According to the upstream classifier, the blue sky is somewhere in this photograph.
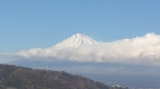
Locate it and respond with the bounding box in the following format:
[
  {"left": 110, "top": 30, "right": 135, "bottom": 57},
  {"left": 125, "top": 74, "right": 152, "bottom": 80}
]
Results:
[{"left": 1, "top": 0, "right": 160, "bottom": 52}]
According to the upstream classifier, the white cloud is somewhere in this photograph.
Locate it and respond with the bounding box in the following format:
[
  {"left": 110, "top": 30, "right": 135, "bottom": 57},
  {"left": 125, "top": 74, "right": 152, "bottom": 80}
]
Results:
[{"left": 6, "top": 33, "right": 160, "bottom": 66}]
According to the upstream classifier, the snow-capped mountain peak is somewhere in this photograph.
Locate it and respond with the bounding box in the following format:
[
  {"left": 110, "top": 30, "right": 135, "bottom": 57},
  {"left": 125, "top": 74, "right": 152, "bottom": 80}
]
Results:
[{"left": 55, "top": 33, "right": 97, "bottom": 48}]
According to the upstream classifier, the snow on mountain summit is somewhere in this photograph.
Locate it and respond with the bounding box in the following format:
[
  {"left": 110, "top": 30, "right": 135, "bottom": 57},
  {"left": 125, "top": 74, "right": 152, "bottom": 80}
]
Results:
[{"left": 55, "top": 33, "right": 97, "bottom": 48}]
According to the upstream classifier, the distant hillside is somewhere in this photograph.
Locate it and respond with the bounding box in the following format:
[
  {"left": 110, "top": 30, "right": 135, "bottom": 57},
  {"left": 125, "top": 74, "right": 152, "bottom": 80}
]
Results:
[{"left": 0, "top": 64, "right": 127, "bottom": 89}]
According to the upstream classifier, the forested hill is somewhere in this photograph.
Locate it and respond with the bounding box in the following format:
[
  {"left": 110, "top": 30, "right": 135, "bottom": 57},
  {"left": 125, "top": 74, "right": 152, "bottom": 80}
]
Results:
[{"left": 0, "top": 64, "right": 127, "bottom": 89}]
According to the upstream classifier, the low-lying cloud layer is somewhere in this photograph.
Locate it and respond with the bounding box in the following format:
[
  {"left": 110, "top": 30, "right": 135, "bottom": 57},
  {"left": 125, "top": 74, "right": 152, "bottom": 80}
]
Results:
[{"left": 4, "top": 33, "right": 160, "bottom": 66}]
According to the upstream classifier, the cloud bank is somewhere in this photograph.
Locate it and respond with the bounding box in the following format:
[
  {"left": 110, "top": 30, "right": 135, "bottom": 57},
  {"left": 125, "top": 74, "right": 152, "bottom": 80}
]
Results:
[{"left": 5, "top": 33, "right": 160, "bottom": 66}]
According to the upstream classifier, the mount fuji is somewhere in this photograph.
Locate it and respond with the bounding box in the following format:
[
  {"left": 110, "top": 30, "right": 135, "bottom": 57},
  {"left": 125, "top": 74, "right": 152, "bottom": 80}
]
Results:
[{"left": 55, "top": 33, "right": 97, "bottom": 48}]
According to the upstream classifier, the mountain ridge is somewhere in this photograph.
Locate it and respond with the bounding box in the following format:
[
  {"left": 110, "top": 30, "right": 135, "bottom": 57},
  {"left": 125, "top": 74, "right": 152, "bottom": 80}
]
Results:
[{"left": 0, "top": 64, "right": 126, "bottom": 89}]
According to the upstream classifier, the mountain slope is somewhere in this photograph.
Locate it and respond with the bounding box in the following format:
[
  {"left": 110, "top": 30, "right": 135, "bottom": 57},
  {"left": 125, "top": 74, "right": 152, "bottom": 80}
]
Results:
[
  {"left": 0, "top": 64, "right": 126, "bottom": 89},
  {"left": 55, "top": 33, "right": 97, "bottom": 48}
]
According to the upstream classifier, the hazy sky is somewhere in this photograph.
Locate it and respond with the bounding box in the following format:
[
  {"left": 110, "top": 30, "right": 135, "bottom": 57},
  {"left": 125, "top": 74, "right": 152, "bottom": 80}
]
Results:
[{"left": 1, "top": 0, "right": 160, "bottom": 52}]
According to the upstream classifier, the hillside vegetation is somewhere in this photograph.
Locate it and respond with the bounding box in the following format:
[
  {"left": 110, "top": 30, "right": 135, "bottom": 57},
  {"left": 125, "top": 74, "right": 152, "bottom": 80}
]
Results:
[{"left": 0, "top": 64, "right": 127, "bottom": 89}]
